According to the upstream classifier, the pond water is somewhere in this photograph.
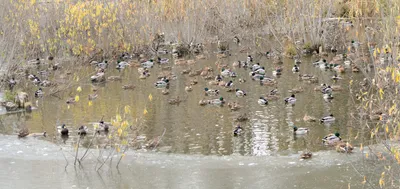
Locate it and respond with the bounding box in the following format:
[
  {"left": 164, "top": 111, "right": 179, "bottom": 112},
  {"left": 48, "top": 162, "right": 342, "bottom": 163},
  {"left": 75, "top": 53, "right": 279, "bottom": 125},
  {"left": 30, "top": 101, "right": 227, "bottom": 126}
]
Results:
[
  {"left": 0, "top": 135, "right": 365, "bottom": 189},
  {"left": 0, "top": 47, "right": 369, "bottom": 188},
  {"left": 2, "top": 49, "right": 365, "bottom": 155}
]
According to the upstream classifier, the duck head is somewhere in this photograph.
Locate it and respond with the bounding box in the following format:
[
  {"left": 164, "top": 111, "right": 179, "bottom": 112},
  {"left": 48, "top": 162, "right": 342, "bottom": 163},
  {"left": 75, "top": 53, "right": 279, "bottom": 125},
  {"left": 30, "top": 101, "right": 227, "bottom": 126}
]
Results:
[
  {"left": 293, "top": 126, "right": 298, "bottom": 131},
  {"left": 43, "top": 131, "right": 47, "bottom": 137},
  {"left": 219, "top": 97, "right": 224, "bottom": 101},
  {"left": 61, "top": 124, "right": 66, "bottom": 129},
  {"left": 204, "top": 88, "right": 209, "bottom": 91},
  {"left": 291, "top": 94, "right": 295, "bottom": 98},
  {"left": 335, "top": 132, "right": 340, "bottom": 137}
]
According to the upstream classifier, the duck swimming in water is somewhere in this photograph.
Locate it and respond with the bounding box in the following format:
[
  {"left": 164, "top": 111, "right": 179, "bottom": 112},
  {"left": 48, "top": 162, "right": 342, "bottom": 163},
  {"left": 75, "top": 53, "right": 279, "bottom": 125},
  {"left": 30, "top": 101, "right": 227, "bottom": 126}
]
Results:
[
  {"left": 293, "top": 126, "right": 309, "bottom": 135},
  {"left": 233, "top": 125, "right": 243, "bottom": 136},
  {"left": 322, "top": 132, "right": 341, "bottom": 145},
  {"left": 35, "top": 88, "right": 44, "bottom": 98},
  {"left": 284, "top": 94, "right": 296, "bottom": 105},
  {"left": 154, "top": 79, "right": 169, "bottom": 88},
  {"left": 60, "top": 124, "right": 69, "bottom": 136},
  {"left": 77, "top": 125, "right": 88, "bottom": 135},
  {"left": 320, "top": 114, "right": 335, "bottom": 123},
  {"left": 258, "top": 97, "right": 268, "bottom": 106},
  {"left": 204, "top": 88, "right": 219, "bottom": 96},
  {"left": 210, "top": 97, "right": 225, "bottom": 106},
  {"left": 235, "top": 89, "right": 246, "bottom": 97},
  {"left": 292, "top": 65, "right": 299, "bottom": 72}
]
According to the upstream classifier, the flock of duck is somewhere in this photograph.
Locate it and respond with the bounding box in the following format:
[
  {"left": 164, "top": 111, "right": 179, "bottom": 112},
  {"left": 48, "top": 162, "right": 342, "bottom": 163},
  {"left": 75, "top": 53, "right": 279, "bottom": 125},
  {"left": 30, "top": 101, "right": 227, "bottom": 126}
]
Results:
[{"left": 11, "top": 39, "right": 388, "bottom": 157}]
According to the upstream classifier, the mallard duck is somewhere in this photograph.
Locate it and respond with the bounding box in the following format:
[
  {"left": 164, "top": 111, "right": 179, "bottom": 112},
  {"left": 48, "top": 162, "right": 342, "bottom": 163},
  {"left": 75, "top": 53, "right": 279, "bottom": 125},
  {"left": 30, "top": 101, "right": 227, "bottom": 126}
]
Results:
[
  {"left": 168, "top": 96, "right": 181, "bottom": 105},
  {"left": 196, "top": 54, "right": 206, "bottom": 59},
  {"left": 122, "top": 85, "right": 135, "bottom": 90},
  {"left": 332, "top": 74, "right": 342, "bottom": 81},
  {"left": 322, "top": 85, "right": 332, "bottom": 94},
  {"left": 235, "top": 113, "right": 249, "bottom": 122},
  {"left": 225, "top": 80, "right": 234, "bottom": 88},
  {"left": 200, "top": 69, "right": 210, "bottom": 77},
  {"left": 107, "top": 76, "right": 122, "bottom": 81},
  {"left": 323, "top": 93, "right": 334, "bottom": 100},
  {"left": 256, "top": 67, "right": 266, "bottom": 75},
  {"left": 18, "top": 128, "right": 29, "bottom": 138},
  {"left": 228, "top": 102, "right": 241, "bottom": 111},
  {"left": 204, "top": 88, "right": 219, "bottom": 96},
  {"left": 161, "top": 89, "right": 169, "bottom": 95},
  {"left": 320, "top": 114, "right": 335, "bottom": 123},
  {"left": 91, "top": 72, "right": 105, "bottom": 82},
  {"left": 188, "top": 69, "right": 202, "bottom": 77},
  {"left": 97, "top": 121, "right": 110, "bottom": 132},
  {"left": 284, "top": 94, "right": 296, "bottom": 105},
  {"left": 272, "top": 67, "right": 282, "bottom": 76},
  {"left": 221, "top": 68, "right": 231, "bottom": 77},
  {"left": 157, "top": 57, "right": 169, "bottom": 64},
  {"left": 303, "top": 114, "right": 317, "bottom": 122},
  {"left": 32, "top": 77, "right": 41, "bottom": 85},
  {"left": 78, "top": 125, "right": 88, "bottom": 136},
  {"left": 60, "top": 124, "right": 69, "bottom": 136},
  {"left": 246, "top": 55, "right": 253, "bottom": 64},
  {"left": 351, "top": 40, "right": 360, "bottom": 49},
  {"left": 116, "top": 61, "right": 130, "bottom": 69},
  {"left": 39, "top": 80, "right": 51, "bottom": 87},
  {"left": 251, "top": 63, "right": 261, "bottom": 71},
  {"left": 313, "top": 59, "right": 326, "bottom": 66},
  {"left": 292, "top": 65, "right": 299, "bottom": 72},
  {"left": 293, "top": 126, "right": 309, "bottom": 135},
  {"left": 322, "top": 132, "right": 341, "bottom": 145},
  {"left": 9, "top": 77, "right": 16, "bottom": 90},
  {"left": 258, "top": 97, "right": 268, "bottom": 106},
  {"left": 233, "top": 36, "right": 240, "bottom": 44},
  {"left": 199, "top": 99, "right": 209, "bottom": 106},
  {"left": 333, "top": 65, "right": 345, "bottom": 73},
  {"left": 185, "top": 86, "right": 193, "bottom": 92},
  {"left": 298, "top": 74, "right": 315, "bottom": 80},
  {"left": 270, "top": 88, "right": 279, "bottom": 95},
  {"left": 96, "top": 61, "right": 108, "bottom": 69},
  {"left": 233, "top": 125, "right": 243, "bottom": 136},
  {"left": 235, "top": 89, "right": 246, "bottom": 97},
  {"left": 288, "top": 87, "right": 304, "bottom": 94},
  {"left": 300, "top": 152, "right": 312, "bottom": 159},
  {"left": 154, "top": 79, "right": 169, "bottom": 88},
  {"left": 252, "top": 72, "right": 265, "bottom": 80},
  {"left": 344, "top": 60, "right": 352, "bottom": 66},
  {"left": 352, "top": 66, "right": 360, "bottom": 72},
  {"left": 210, "top": 97, "right": 225, "bottom": 106},
  {"left": 66, "top": 97, "right": 76, "bottom": 104},
  {"left": 336, "top": 142, "right": 353, "bottom": 153},
  {"left": 35, "top": 88, "right": 44, "bottom": 98},
  {"left": 28, "top": 58, "right": 40, "bottom": 65},
  {"left": 88, "top": 93, "right": 98, "bottom": 101},
  {"left": 216, "top": 53, "right": 228, "bottom": 59},
  {"left": 141, "top": 59, "right": 154, "bottom": 68},
  {"left": 190, "top": 79, "right": 198, "bottom": 85}
]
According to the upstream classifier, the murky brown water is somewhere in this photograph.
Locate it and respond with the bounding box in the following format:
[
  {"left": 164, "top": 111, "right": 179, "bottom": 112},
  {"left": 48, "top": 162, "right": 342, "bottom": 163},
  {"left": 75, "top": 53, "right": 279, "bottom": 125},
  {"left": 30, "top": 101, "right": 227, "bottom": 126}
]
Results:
[
  {"left": 0, "top": 48, "right": 365, "bottom": 156},
  {"left": 0, "top": 47, "right": 372, "bottom": 188}
]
